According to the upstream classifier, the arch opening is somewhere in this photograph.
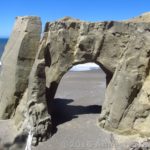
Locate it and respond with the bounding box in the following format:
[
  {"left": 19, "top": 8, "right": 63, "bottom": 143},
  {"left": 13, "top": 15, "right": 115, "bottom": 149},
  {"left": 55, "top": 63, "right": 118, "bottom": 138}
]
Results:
[{"left": 50, "top": 62, "right": 110, "bottom": 134}]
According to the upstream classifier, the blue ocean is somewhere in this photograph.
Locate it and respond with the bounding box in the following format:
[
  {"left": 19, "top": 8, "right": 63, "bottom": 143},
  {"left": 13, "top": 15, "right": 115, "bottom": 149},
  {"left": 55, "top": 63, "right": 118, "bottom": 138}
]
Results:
[{"left": 0, "top": 38, "right": 8, "bottom": 58}]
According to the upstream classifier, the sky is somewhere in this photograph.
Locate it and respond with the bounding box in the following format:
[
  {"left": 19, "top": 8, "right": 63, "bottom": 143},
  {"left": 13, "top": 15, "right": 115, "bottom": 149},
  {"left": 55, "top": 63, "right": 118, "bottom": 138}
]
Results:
[{"left": 0, "top": 0, "right": 150, "bottom": 37}]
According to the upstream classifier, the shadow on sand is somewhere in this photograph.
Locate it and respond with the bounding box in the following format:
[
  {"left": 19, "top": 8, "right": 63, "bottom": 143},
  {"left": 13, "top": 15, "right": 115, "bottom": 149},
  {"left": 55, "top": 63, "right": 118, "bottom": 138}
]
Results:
[{"left": 51, "top": 98, "right": 102, "bottom": 134}]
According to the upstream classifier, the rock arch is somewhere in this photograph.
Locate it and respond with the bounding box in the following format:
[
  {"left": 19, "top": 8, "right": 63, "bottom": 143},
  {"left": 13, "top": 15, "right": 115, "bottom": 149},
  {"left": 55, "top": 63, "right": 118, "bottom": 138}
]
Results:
[
  {"left": 27, "top": 18, "right": 150, "bottom": 144},
  {"left": 0, "top": 14, "right": 150, "bottom": 145},
  {"left": 45, "top": 61, "right": 112, "bottom": 108},
  {"left": 52, "top": 62, "right": 105, "bottom": 128}
]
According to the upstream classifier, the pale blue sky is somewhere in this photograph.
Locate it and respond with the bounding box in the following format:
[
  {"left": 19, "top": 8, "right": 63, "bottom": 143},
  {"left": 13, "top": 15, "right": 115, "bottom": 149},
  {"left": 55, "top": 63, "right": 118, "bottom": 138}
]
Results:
[{"left": 0, "top": 0, "right": 150, "bottom": 37}]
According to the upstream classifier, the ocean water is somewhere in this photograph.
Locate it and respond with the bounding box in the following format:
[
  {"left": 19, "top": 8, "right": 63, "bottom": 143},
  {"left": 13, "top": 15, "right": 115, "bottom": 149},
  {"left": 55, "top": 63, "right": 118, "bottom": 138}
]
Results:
[
  {"left": 70, "top": 63, "right": 99, "bottom": 71},
  {"left": 0, "top": 38, "right": 8, "bottom": 58}
]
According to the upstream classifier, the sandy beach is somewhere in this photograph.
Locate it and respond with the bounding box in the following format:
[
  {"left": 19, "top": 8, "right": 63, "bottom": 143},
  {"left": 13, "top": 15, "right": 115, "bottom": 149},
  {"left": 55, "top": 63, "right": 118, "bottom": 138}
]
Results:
[
  {"left": 33, "top": 69, "right": 113, "bottom": 150},
  {"left": 32, "top": 69, "right": 137, "bottom": 150}
]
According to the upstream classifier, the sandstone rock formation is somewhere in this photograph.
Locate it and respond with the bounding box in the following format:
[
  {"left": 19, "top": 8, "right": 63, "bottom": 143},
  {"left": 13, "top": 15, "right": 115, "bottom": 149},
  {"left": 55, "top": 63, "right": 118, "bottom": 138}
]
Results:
[
  {"left": 0, "top": 13, "right": 150, "bottom": 145},
  {"left": 0, "top": 16, "right": 41, "bottom": 122}
]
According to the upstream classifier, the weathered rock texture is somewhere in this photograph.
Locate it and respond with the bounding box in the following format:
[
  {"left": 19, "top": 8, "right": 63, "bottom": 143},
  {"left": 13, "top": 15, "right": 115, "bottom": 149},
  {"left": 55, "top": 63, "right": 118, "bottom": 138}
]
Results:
[
  {"left": 0, "top": 16, "right": 41, "bottom": 120},
  {"left": 1, "top": 13, "right": 150, "bottom": 145}
]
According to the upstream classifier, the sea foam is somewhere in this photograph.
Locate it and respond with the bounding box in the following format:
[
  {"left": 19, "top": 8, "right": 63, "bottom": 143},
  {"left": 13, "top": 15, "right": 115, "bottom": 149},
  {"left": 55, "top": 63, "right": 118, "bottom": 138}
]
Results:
[{"left": 70, "top": 63, "right": 99, "bottom": 71}]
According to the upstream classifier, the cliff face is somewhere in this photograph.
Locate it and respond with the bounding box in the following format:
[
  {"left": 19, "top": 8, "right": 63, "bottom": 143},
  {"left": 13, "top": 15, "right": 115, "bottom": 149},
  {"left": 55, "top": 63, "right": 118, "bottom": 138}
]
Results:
[
  {"left": 1, "top": 14, "right": 150, "bottom": 145},
  {"left": 0, "top": 17, "right": 41, "bottom": 119}
]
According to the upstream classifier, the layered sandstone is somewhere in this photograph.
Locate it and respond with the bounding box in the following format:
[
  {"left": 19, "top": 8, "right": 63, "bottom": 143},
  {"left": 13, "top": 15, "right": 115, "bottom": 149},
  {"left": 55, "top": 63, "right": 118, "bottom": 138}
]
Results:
[
  {"left": 0, "top": 13, "right": 150, "bottom": 146},
  {"left": 0, "top": 16, "right": 41, "bottom": 120}
]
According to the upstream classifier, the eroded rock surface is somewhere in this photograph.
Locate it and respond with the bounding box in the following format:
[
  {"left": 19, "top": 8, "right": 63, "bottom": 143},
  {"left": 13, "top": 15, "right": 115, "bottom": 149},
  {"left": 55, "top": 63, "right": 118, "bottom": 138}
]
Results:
[
  {"left": 1, "top": 13, "right": 150, "bottom": 146},
  {"left": 0, "top": 16, "right": 41, "bottom": 120}
]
